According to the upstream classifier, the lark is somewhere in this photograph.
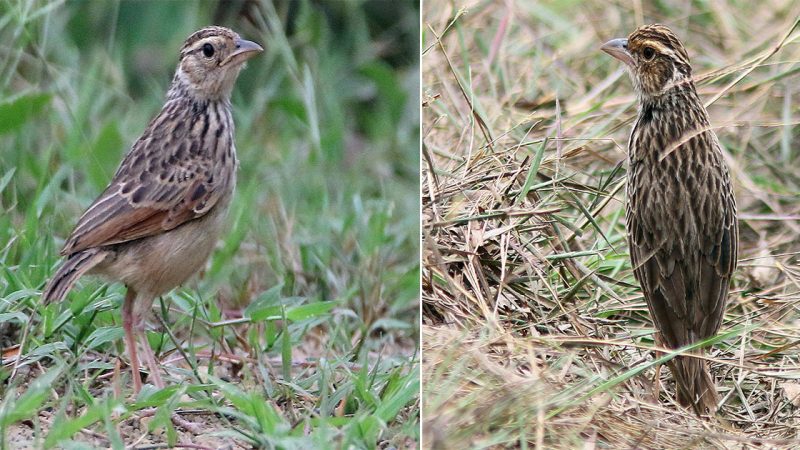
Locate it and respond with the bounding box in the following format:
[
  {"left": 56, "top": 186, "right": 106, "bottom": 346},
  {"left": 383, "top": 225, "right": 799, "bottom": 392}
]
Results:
[
  {"left": 602, "top": 24, "right": 738, "bottom": 416},
  {"left": 43, "top": 26, "right": 262, "bottom": 393}
]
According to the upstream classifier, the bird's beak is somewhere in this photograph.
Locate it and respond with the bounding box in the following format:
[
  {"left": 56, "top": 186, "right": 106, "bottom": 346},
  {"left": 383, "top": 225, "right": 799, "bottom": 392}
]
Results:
[
  {"left": 601, "top": 38, "right": 634, "bottom": 67},
  {"left": 222, "top": 38, "right": 263, "bottom": 66}
]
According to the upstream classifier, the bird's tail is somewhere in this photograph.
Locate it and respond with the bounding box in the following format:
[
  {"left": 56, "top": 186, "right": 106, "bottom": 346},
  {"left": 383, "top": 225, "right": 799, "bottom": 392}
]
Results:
[
  {"left": 668, "top": 354, "right": 718, "bottom": 417},
  {"left": 42, "top": 249, "right": 107, "bottom": 304}
]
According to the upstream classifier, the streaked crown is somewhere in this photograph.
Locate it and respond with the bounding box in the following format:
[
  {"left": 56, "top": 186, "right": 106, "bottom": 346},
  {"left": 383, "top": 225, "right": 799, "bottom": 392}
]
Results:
[
  {"left": 629, "top": 25, "right": 692, "bottom": 96},
  {"left": 172, "top": 26, "right": 263, "bottom": 101},
  {"left": 630, "top": 25, "right": 690, "bottom": 70},
  {"left": 602, "top": 24, "right": 694, "bottom": 100}
]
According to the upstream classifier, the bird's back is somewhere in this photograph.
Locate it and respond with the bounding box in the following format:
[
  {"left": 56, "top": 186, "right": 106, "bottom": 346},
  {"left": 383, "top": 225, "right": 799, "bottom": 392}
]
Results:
[{"left": 626, "top": 84, "right": 738, "bottom": 346}]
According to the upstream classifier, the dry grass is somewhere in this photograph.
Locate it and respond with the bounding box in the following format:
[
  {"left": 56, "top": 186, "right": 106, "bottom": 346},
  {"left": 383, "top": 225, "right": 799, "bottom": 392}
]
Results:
[{"left": 422, "top": 1, "right": 800, "bottom": 448}]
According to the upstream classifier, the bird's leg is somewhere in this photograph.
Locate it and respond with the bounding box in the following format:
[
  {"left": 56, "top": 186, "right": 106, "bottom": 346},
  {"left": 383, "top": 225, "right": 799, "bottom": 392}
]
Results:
[
  {"left": 652, "top": 333, "right": 664, "bottom": 402},
  {"left": 653, "top": 364, "right": 662, "bottom": 401},
  {"left": 137, "top": 324, "right": 165, "bottom": 389},
  {"left": 122, "top": 289, "right": 143, "bottom": 394},
  {"left": 124, "top": 290, "right": 165, "bottom": 392},
  {"left": 136, "top": 298, "right": 201, "bottom": 434},
  {"left": 125, "top": 295, "right": 200, "bottom": 434}
]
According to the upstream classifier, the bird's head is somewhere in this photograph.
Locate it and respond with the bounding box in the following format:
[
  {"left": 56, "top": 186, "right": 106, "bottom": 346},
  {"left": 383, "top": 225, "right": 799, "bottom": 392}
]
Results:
[
  {"left": 601, "top": 24, "right": 692, "bottom": 101},
  {"left": 175, "top": 26, "right": 263, "bottom": 101}
]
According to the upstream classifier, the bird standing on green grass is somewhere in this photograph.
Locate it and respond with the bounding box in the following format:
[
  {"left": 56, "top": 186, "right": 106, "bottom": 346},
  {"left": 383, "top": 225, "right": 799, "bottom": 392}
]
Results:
[{"left": 43, "top": 26, "right": 263, "bottom": 393}]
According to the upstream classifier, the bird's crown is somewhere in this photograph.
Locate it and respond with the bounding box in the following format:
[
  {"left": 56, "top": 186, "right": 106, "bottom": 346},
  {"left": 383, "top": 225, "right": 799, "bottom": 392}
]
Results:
[{"left": 172, "top": 26, "right": 263, "bottom": 101}]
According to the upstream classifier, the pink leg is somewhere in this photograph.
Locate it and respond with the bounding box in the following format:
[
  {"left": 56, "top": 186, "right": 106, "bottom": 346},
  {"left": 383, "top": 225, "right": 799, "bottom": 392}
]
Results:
[
  {"left": 124, "top": 295, "right": 195, "bottom": 432},
  {"left": 122, "top": 289, "right": 143, "bottom": 394},
  {"left": 138, "top": 327, "right": 165, "bottom": 388}
]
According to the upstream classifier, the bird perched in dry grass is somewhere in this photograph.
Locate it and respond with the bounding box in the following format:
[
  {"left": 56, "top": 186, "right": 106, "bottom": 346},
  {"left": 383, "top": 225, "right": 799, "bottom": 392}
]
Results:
[
  {"left": 601, "top": 24, "right": 738, "bottom": 417},
  {"left": 43, "top": 26, "right": 262, "bottom": 394}
]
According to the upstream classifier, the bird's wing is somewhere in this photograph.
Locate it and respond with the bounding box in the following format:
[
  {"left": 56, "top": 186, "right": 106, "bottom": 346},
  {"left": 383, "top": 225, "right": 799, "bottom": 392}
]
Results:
[
  {"left": 695, "top": 152, "right": 738, "bottom": 337},
  {"left": 629, "top": 218, "right": 694, "bottom": 348},
  {"left": 628, "top": 150, "right": 737, "bottom": 347},
  {"left": 60, "top": 118, "right": 231, "bottom": 256}
]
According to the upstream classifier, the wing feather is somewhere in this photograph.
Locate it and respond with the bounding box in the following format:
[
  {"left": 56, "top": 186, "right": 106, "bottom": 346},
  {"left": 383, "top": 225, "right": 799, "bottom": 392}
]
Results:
[
  {"left": 628, "top": 138, "right": 737, "bottom": 347},
  {"left": 60, "top": 101, "right": 232, "bottom": 256}
]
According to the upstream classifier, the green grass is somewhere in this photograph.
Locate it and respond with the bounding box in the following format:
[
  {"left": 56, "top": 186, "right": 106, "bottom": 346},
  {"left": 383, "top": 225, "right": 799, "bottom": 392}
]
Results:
[
  {"left": 423, "top": 1, "right": 800, "bottom": 448},
  {"left": 0, "top": 1, "right": 419, "bottom": 448}
]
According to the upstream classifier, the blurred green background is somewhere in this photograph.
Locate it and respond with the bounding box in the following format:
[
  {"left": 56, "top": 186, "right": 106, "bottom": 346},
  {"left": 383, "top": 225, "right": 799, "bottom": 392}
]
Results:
[{"left": 0, "top": 0, "right": 419, "bottom": 447}]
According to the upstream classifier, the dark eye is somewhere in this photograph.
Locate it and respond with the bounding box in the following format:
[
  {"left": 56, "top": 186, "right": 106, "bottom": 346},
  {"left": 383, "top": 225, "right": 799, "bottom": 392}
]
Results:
[
  {"left": 642, "top": 46, "right": 655, "bottom": 61},
  {"left": 202, "top": 43, "right": 215, "bottom": 58}
]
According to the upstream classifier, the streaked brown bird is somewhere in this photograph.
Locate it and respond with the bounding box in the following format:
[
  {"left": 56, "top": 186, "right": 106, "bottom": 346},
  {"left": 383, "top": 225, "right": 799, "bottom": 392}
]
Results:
[
  {"left": 601, "top": 24, "right": 738, "bottom": 416},
  {"left": 42, "top": 26, "right": 262, "bottom": 393}
]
